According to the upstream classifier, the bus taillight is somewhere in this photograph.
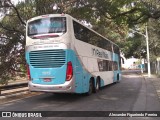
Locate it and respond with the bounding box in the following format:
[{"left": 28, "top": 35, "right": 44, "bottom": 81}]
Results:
[
  {"left": 66, "top": 61, "right": 73, "bottom": 81},
  {"left": 27, "top": 64, "right": 31, "bottom": 81}
]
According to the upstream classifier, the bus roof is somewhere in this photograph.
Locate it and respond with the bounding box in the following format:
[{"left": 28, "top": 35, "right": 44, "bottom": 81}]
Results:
[
  {"left": 27, "top": 14, "right": 71, "bottom": 22},
  {"left": 27, "top": 14, "right": 119, "bottom": 48}
]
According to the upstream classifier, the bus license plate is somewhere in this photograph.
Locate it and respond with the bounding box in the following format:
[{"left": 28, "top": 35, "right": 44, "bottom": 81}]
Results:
[{"left": 43, "top": 78, "right": 51, "bottom": 82}]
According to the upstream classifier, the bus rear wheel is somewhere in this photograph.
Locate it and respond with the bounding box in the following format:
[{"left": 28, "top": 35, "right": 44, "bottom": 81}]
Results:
[
  {"left": 86, "top": 79, "right": 94, "bottom": 95},
  {"left": 93, "top": 78, "right": 100, "bottom": 93}
]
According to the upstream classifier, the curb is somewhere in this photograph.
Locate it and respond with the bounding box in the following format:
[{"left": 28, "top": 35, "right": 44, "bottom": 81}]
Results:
[
  {"left": 0, "top": 90, "right": 29, "bottom": 100},
  {"left": 0, "top": 88, "right": 43, "bottom": 104},
  {"left": 0, "top": 86, "right": 29, "bottom": 99}
]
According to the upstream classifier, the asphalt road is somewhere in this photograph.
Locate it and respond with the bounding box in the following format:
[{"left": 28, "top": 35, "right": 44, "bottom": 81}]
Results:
[{"left": 0, "top": 70, "right": 160, "bottom": 120}]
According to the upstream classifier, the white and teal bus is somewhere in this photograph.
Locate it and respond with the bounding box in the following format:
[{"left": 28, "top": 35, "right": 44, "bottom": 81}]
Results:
[{"left": 25, "top": 14, "right": 121, "bottom": 95}]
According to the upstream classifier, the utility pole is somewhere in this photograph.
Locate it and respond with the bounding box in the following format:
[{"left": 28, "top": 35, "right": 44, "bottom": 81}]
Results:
[
  {"left": 145, "top": 25, "right": 151, "bottom": 77},
  {"left": 130, "top": 25, "right": 151, "bottom": 77}
]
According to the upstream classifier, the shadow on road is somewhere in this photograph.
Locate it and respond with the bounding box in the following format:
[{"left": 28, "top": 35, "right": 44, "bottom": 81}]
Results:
[{"left": 32, "top": 82, "right": 118, "bottom": 104}]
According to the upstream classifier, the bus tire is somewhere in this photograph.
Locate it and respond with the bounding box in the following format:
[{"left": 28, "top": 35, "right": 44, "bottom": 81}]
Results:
[
  {"left": 86, "top": 78, "right": 94, "bottom": 95},
  {"left": 116, "top": 74, "right": 120, "bottom": 83},
  {"left": 93, "top": 77, "right": 100, "bottom": 93}
]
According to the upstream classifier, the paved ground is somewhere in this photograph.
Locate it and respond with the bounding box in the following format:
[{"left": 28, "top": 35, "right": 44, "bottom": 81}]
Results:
[
  {"left": 0, "top": 70, "right": 160, "bottom": 120},
  {"left": 147, "top": 76, "right": 160, "bottom": 100}
]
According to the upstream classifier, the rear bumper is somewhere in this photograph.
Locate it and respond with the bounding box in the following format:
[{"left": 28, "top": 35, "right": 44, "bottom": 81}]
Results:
[{"left": 28, "top": 80, "right": 75, "bottom": 93}]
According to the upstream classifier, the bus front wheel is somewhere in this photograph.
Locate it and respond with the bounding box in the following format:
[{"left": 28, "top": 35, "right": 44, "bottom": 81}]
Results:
[{"left": 116, "top": 74, "right": 120, "bottom": 83}]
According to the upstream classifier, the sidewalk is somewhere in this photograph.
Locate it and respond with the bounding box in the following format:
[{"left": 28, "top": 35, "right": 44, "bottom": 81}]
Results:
[{"left": 143, "top": 74, "right": 160, "bottom": 100}]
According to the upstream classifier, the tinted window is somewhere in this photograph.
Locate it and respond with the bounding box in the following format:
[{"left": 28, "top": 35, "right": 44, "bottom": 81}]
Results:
[
  {"left": 113, "top": 44, "right": 120, "bottom": 54},
  {"left": 113, "top": 61, "right": 118, "bottom": 70},
  {"left": 98, "top": 59, "right": 117, "bottom": 71},
  {"left": 73, "top": 21, "right": 112, "bottom": 52},
  {"left": 28, "top": 17, "right": 66, "bottom": 36}
]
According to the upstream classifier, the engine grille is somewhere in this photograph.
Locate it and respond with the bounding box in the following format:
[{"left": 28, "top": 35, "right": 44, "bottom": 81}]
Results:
[{"left": 29, "top": 49, "right": 66, "bottom": 68}]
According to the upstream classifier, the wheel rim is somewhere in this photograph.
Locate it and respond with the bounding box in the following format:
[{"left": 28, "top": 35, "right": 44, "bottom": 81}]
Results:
[{"left": 96, "top": 82, "right": 99, "bottom": 90}]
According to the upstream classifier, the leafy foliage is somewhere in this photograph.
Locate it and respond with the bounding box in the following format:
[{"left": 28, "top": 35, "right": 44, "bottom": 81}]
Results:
[
  {"left": 119, "top": 33, "right": 146, "bottom": 58},
  {"left": 0, "top": 0, "right": 26, "bottom": 84},
  {"left": 148, "top": 18, "right": 160, "bottom": 61},
  {"left": 0, "top": 0, "right": 160, "bottom": 84}
]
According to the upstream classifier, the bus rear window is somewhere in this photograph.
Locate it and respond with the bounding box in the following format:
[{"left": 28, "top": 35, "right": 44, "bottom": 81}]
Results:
[{"left": 28, "top": 17, "right": 66, "bottom": 36}]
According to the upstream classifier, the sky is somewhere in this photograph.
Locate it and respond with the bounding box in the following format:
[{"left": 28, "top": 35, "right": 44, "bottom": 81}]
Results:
[
  {"left": 11, "top": 0, "right": 24, "bottom": 5},
  {"left": 0, "top": 0, "right": 24, "bottom": 20}
]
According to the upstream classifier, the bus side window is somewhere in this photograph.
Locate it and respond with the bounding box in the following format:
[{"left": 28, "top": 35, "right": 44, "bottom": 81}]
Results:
[
  {"left": 113, "top": 61, "right": 118, "bottom": 70},
  {"left": 113, "top": 45, "right": 119, "bottom": 54},
  {"left": 73, "top": 21, "right": 80, "bottom": 39},
  {"left": 73, "top": 21, "right": 89, "bottom": 43},
  {"left": 108, "top": 61, "right": 112, "bottom": 71}
]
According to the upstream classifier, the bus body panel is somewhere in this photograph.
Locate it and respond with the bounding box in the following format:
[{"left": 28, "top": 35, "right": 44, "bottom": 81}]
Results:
[
  {"left": 74, "top": 36, "right": 116, "bottom": 87},
  {"left": 25, "top": 14, "right": 121, "bottom": 94},
  {"left": 26, "top": 47, "right": 92, "bottom": 93}
]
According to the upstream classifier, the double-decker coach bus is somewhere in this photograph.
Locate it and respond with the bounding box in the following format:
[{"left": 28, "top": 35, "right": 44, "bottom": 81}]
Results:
[{"left": 25, "top": 14, "right": 121, "bottom": 95}]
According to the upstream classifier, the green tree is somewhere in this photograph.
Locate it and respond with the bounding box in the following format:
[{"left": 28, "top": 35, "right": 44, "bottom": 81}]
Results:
[
  {"left": 148, "top": 18, "right": 160, "bottom": 61},
  {"left": 0, "top": 0, "right": 160, "bottom": 84},
  {"left": 0, "top": 0, "right": 36, "bottom": 84},
  {"left": 119, "top": 33, "right": 146, "bottom": 58}
]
